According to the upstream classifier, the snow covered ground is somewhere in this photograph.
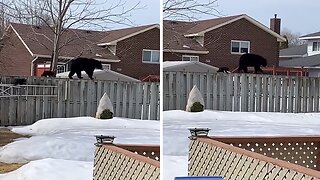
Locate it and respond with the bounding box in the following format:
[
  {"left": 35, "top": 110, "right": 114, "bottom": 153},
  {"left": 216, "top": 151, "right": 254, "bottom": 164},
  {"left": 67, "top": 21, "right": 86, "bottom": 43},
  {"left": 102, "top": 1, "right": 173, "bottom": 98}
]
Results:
[
  {"left": 163, "top": 110, "right": 320, "bottom": 180},
  {"left": 2, "top": 110, "right": 320, "bottom": 180},
  {"left": 0, "top": 117, "right": 159, "bottom": 179}
]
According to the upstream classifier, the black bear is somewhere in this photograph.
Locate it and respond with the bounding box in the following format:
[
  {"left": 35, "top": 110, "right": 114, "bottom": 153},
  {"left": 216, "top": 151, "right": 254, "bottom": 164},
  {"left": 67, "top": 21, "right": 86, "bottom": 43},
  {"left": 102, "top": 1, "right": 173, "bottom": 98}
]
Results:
[
  {"left": 217, "top": 67, "right": 230, "bottom": 73},
  {"left": 238, "top": 53, "right": 267, "bottom": 73},
  {"left": 13, "top": 78, "right": 27, "bottom": 85},
  {"left": 68, "top": 57, "right": 103, "bottom": 80}
]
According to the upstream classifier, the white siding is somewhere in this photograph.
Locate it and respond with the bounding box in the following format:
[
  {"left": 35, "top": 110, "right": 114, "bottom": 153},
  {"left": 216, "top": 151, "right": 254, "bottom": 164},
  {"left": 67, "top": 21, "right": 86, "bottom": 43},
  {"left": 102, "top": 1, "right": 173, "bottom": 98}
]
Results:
[{"left": 307, "top": 39, "right": 320, "bottom": 56}]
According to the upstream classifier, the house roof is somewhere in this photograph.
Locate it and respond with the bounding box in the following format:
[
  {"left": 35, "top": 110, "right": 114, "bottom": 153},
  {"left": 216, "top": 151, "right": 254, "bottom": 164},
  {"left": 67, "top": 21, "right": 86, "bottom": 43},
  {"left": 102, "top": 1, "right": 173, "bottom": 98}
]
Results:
[
  {"left": 163, "top": 20, "right": 209, "bottom": 54},
  {"left": 279, "top": 44, "right": 308, "bottom": 57},
  {"left": 164, "top": 14, "right": 286, "bottom": 53},
  {"left": 9, "top": 23, "right": 159, "bottom": 62},
  {"left": 279, "top": 54, "right": 320, "bottom": 68},
  {"left": 98, "top": 24, "right": 159, "bottom": 46},
  {"left": 184, "top": 14, "right": 286, "bottom": 42},
  {"left": 185, "top": 15, "right": 243, "bottom": 35},
  {"left": 10, "top": 23, "right": 120, "bottom": 62},
  {"left": 163, "top": 61, "right": 219, "bottom": 73},
  {"left": 300, "top": 31, "right": 320, "bottom": 40}
]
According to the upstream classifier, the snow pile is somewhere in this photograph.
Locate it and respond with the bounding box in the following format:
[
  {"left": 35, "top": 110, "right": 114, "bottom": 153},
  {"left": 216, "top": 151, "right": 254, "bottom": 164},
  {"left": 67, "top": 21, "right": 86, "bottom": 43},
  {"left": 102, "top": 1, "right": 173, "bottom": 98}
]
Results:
[
  {"left": 163, "top": 110, "right": 320, "bottom": 179},
  {"left": 0, "top": 116, "right": 159, "bottom": 179},
  {"left": 0, "top": 158, "right": 93, "bottom": 180}
]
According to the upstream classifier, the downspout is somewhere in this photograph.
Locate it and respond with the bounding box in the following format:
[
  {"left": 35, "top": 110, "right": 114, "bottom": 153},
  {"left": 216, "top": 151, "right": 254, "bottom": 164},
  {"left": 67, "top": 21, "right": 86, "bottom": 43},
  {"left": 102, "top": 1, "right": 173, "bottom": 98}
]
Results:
[{"left": 31, "top": 56, "right": 39, "bottom": 76}]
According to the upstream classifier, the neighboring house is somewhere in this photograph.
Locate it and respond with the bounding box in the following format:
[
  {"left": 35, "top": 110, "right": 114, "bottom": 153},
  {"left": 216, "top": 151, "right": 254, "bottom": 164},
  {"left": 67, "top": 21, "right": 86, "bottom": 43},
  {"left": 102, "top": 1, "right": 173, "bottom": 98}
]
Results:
[
  {"left": 279, "top": 44, "right": 308, "bottom": 61},
  {"left": 279, "top": 31, "right": 320, "bottom": 77},
  {"left": 163, "top": 61, "right": 218, "bottom": 73},
  {"left": 164, "top": 14, "right": 286, "bottom": 71},
  {"left": 0, "top": 23, "right": 160, "bottom": 80}
]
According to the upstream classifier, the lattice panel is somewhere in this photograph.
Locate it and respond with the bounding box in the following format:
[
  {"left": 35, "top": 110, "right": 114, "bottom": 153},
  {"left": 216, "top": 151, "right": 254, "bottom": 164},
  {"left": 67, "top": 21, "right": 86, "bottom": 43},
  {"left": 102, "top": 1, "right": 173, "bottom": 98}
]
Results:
[
  {"left": 189, "top": 139, "right": 320, "bottom": 180},
  {"left": 228, "top": 141, "right": 320, "bottom": 170},
  {"left": 94, "top": 147, "right": 160, "bottom": 180},
  {"left": 133, "top": 150, "right": 160, "bottom": 161}
]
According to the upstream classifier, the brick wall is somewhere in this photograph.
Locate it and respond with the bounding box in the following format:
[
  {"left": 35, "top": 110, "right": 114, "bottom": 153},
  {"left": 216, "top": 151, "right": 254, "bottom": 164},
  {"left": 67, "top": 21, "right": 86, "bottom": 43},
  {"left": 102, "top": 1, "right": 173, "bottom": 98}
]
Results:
[
  {"left": 0, "top": 28, "right": 33, "bottom": 76},
  {"left": 202, "top": 18, "right": 279, "bottom": 70},
  {"left": 112, "top": 28, "right": 160, "bottom": 79},
  {"left": 164, "top": 18, "right": 280, "bottom": 71}
]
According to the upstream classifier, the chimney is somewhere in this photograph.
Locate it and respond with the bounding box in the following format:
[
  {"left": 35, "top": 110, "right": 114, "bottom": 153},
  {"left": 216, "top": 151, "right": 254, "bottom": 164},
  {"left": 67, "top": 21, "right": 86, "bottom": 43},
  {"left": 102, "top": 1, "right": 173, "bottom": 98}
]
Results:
[{"left": 270, "top": 14, "right": 281, "bottom": 34}]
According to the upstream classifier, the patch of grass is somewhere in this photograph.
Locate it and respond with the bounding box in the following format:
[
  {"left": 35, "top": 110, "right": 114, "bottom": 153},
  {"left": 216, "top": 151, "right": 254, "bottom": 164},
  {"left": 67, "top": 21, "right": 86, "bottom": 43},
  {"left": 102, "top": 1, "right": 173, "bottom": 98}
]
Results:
[
  {"left": 0, "top": 128, "right": 28, "bottom": 146},
  {"left": 0, "top": 162, "right": 25, "bottom": 173},
  {"left": 0, "top": 128, "right": 29, "bottom": 173}
]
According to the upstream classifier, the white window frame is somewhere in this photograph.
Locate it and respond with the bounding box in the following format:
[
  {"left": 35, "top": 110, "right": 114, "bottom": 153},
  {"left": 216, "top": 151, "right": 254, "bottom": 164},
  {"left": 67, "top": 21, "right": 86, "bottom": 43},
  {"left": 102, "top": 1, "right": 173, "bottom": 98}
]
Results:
[
  {"left": 102, "top": 64, "right": 111, "bottom": 70},
  {"left": 182, "top": 55, "right": 199, "bottom": 61},
  {"left": 231, "top": 40, "right": 250, "bottom": 54},
  {"left": 57, "top": 64, "right": 66, "bottom": 73},
  {"left": 313, "top": 42, "right": 320, "bottom": 51},
  {"left": 142, "top": 49, "right": 160, "bottom": 64}
]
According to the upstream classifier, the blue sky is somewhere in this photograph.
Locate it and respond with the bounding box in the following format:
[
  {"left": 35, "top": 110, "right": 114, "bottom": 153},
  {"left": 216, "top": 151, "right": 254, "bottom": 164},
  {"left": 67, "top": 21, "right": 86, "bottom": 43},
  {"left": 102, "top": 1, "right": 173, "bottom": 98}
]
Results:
[
  {"left": 197, "top": 0, "right": 320, "bottom": 35},
  {"left": 109, "top": 0, "right": 160, "bottom": 29},
  {"left": 110, "top": 0, "right": 319, "bottom": 36}
]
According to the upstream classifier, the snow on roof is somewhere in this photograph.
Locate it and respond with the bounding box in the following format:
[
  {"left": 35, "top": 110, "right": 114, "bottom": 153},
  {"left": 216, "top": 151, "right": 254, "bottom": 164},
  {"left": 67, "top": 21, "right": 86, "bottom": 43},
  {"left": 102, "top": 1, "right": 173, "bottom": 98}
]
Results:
[{"left": 163, "top": 61, "right": 219, "bottom": 73}]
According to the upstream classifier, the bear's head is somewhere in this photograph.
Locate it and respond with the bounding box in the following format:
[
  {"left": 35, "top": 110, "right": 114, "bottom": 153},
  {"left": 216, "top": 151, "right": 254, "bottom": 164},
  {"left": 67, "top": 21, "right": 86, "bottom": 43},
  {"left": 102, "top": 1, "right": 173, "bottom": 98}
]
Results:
[
  {"left": 261, "top": 57, "right": 267, "bottom": 67},
  {"left": 94, "top": 60, "right": 103, "bottom": 70}
]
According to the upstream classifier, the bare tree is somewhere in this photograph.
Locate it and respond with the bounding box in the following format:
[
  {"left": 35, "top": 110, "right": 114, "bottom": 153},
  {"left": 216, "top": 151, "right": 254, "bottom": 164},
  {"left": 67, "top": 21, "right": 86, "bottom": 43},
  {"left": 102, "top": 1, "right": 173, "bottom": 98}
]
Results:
[
  {"left": 1, "top": 0, "right": 139, "bottom": 74},
  {"left": 163, "top": 0, "right": 221, "bottom": 21},
  {"left": 281, "top": 28, "right": 306, "bottom": 48}
]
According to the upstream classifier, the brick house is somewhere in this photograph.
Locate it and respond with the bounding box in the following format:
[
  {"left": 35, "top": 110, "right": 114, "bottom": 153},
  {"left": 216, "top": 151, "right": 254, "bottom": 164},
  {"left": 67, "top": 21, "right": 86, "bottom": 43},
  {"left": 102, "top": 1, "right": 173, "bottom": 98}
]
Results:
[
  {"left": 164, "top": 14, "right": 286, "bottom": 71},
  {"left": 0, "top": 23, "right": 160, "bottom": 80}
]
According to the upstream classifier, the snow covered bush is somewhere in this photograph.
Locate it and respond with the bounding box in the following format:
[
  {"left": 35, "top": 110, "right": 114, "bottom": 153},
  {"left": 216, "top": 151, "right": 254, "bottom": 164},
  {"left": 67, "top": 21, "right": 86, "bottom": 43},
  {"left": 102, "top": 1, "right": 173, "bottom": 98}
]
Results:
[
  {"left": 186, "top": 85, "right": 205, "bottom": 112},
  {"left": 96, "top": 93, "right": 114, "bottom": 119}
]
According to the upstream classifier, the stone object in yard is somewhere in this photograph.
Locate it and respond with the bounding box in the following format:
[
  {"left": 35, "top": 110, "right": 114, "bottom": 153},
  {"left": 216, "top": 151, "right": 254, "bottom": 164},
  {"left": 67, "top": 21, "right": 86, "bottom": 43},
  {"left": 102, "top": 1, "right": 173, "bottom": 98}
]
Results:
[
  {"left": 186, "top": 85, "right": 205, "bottom": 112},
  {"left": 96, "top": 93, "right": 114, "bottom": 119}
]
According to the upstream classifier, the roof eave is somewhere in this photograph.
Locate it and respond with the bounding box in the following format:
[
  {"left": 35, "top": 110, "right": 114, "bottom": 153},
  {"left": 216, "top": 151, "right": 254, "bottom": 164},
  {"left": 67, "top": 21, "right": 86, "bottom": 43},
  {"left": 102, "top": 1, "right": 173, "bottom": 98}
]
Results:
[
  {"left": 33, "top": 54, "right": 120, "bottom": 63},
  {"left": 299, "top": 36, "right": 320, "bottom": 40},
  {"left": 279, "top": 55, "right": 305, "bottom": 58},
  {"left": 97, "top": 42, "right": 115, "bottom": 46},
  {"left": 184, "top": 14, "right": 286, "bottom": 42},
  {"left": 98, "top": 24, "right": 159, "bottom": 46},
  {"left": 10, "top": 24, "right": 34, "bottom": 56},
  {"left": 163, "top": 49, "right": 209, "bottom": 54}
]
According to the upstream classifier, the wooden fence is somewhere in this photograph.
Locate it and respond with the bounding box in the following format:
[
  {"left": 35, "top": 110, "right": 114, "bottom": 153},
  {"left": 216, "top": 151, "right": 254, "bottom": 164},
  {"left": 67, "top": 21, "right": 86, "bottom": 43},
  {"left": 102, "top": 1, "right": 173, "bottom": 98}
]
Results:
[
  {"left": 0, "top": 76, "right": 159, "bottom": 126},
  {"left": 189, "top": 136, "right": 320, "bottom": 180},
  {"left": 164, "top": 72, "right": 320, "bottom": 113}
]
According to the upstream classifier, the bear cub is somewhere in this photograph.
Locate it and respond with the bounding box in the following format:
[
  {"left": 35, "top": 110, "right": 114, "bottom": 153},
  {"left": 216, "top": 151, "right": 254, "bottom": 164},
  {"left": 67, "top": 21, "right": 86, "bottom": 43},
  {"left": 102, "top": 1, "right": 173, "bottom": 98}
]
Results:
[{"left": 68, "top": 57, "right": 103, "bottom": 80}]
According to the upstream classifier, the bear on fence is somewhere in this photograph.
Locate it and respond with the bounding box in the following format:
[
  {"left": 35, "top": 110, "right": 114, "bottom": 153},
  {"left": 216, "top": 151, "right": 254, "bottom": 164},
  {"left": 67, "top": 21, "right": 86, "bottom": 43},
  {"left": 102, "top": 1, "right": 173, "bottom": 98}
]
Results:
[
  {"left": 238, "top": 53, "right": 267, "bottom": 74},
  {"left": 68, "top": 57, "right": 103, "bottom": 80}
]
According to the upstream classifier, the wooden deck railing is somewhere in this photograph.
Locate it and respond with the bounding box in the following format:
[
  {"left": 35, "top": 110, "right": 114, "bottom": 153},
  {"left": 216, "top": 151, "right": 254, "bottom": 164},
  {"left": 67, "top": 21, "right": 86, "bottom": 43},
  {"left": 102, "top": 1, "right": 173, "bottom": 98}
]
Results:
[
  {"left": 210, "top": 136, "right": 320, "bottom": 171},
  {"left": 94, "top": 142, "right": 160, "bottom": 180},
  {"left": 188, "top": 129, "right": 320, "bottom": 180}
]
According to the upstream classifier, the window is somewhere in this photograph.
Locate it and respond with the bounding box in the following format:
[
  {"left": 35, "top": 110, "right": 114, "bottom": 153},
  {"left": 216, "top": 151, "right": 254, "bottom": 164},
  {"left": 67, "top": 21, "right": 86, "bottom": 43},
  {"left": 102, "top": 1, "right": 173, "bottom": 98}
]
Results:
[
  {"left": 102, "top": 64, "right": 111, "bottom": 70},
  {"left": 57, "top": 64, "right": 66, "bottom": 73},
  {"left": 231, "top": 40, "right": 250, "bottom": 54},
  {"left": 182, "top": 55, "right": 199, "bottom": 61},
  {"left": 142, "top": 49, "right": 160, "bottom": 63},
  {"left": 313, "top": 42, "right": 320, "bottom": 51}
]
